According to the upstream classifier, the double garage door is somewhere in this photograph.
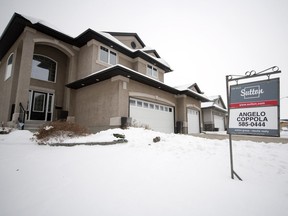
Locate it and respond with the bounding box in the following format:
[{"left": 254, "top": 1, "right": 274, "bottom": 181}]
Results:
[{"left": 129, "top": 98, "right": 174, "bottom": 133}]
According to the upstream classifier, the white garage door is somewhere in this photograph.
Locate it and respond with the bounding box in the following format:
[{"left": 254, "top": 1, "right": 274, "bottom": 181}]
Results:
[
  {"left": 129, "top": 98, "right": 174, "bottom": 133},
  {"left": 187, "top": 109, "right": 200, "bottom": 134},
  {"left": 214, "top": 115, "right": 225, "bottom": 131}
]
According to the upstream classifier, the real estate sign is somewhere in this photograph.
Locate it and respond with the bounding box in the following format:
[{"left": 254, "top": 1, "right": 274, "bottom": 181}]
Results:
[{"left": 228, "top": 78, "right": 280, "bottom": 137}]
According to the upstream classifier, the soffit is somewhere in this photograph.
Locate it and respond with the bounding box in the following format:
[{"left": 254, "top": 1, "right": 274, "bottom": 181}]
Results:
[{"left": 66, "top": 65, "right": 209, "bottom": 102}]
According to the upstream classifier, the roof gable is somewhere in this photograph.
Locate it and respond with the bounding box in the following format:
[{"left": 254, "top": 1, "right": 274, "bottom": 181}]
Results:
[
  {"left": 105, "top": 32, "right": 145, "bottom": 49},
  {"left": 202, "top": 95, "right": 227, "bottom": 111},
  {"left": 208, "top": 95, "right": 226, "bottom": 109},
  {"left": 174, "top": 83, "right": 203, "bottom": 94}
]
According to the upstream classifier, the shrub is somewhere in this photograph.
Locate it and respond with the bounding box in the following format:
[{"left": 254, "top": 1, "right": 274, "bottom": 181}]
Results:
[{"left": 34, "top": 121, "right": 89, "bottom": 144}]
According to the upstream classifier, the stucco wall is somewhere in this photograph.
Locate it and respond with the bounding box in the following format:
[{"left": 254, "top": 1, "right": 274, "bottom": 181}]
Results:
[
  {"left": 74, "top": 78, "right": 121, "bottom": 131},
  {"left": 0, "top": 51, "right": 14, "bottom": 122},
  {"left": 0, "top": 31, "right": 29, "bottom": 123},
  {"left": 77, "top": 44, "right": 94, "bottom": 79},
  {"left": 128, "top": 79, "right": 176, "bottom": 107},
  {"left": 72, "top": 76, "right": 197, "bottom": 132},
  {"left": 203, "top": 109, "right": 212, "bottom": 123}
]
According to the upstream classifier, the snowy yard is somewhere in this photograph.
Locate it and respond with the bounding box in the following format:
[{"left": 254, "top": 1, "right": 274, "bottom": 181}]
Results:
[{"left": 0, "top": 128, "right": 288, "bottom": 216}]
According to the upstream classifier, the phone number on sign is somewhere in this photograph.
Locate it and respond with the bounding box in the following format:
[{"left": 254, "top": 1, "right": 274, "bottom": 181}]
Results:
[{"left": 238, "top": 122, "right": 266, "bottom": 127}]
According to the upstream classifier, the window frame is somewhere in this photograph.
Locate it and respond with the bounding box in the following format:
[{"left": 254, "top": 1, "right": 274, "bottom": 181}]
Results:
[
  {"left": 4, "top": 53, "right": 14, "bottom": 81},
  {"left": 31, "top": 54, "right": 57, "bottom": 83},
  {"left": 146, "top": 64, "right": 158, "bottom": 78},
  {"left": 32, "top": 92, "right": 46, "bottom": 112},
  {"left": 99, "top": 45, "right": 118, "bottom": 65}
]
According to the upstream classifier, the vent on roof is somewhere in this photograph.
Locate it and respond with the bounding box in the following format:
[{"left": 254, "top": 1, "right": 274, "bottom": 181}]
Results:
[{"left": 131, "top": 41, "right": 136, "bottom": 49}]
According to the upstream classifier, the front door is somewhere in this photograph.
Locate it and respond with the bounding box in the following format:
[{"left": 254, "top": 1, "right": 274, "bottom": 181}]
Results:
[{"left": 29, "top": 90, "right": 54, "bottom": 121}]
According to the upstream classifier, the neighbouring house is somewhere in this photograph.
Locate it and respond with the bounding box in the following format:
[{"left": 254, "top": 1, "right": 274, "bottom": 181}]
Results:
[
  {"left": 201, "top": 95, "right": 227, "bottom": 131},
  {"left": 0, "top": 13, "right": 209, "bottom": 134},
  {"left": 280, "top": 119, "right": 288, "bottom": 131}
]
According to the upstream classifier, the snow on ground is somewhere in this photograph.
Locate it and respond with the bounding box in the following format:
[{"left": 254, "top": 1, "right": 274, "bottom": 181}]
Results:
[{"left": 0, "top": 128, "right": 288, "bottom": 216}]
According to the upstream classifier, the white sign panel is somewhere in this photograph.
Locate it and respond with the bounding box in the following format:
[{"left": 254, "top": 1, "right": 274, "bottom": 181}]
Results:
[{"left": 229, "top": 106, "right": 278, "bottom": 136}]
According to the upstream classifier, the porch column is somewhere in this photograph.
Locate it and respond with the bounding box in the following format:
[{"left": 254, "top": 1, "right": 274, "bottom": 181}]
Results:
[
  {"left": 109, "top": 76, "right": 130, "bottom": 128},
  {"left": 12, "top": 28, "right": 35, "bottom": 123},
  {"left": 64, "top": 54, "right": 77, "bottom": 117}
]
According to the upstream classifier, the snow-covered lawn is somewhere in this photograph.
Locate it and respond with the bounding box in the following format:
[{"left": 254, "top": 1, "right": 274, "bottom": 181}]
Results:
[{"left": 0, "top": 128, "right": 288, "bottom": 216}]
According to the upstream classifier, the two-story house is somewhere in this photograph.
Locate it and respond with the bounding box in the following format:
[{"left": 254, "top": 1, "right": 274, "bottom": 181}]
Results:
[{"left": 0, "top": 13, "right": 209, "bottom": 133}]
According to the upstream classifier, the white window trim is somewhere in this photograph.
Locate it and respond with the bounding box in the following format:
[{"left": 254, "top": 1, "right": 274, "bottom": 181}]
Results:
[
  {"left": 98, "top": 45, "right": 118, "bottom": 66},
  {"left": 4, "top": 53, "right": 14, "bottom": 81},
  {"left": 146, "top": 64, "right": 158, "bottom": 78},
  {"left": 31, "top": 54, "right": 58, "bottom": 83}
]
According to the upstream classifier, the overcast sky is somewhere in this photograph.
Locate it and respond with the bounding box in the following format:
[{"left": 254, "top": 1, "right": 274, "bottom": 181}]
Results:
[{"left": 1, "top": 0, "right": 287, "bottom": 118}]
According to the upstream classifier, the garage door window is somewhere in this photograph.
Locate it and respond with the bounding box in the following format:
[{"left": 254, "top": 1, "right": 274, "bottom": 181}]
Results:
[
  {"left": 130, "top": 98, "right": 172, "bottom": 113},
  {"left": 130, "top": 99, "right": 136, "bottom": 106}
]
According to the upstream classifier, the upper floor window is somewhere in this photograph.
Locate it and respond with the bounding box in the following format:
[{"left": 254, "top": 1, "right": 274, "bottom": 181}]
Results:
[
  {"left": 100, "top": 46, "right": 117, "bottom": 65},
  {"left": 147, "top": 65, "right": 158, "bottom": 78},
  {"left": 31, "top": 54, "right": 57, "bottom": 82},
  {"left": 4, "top": 53, "right": 14, "bottom": 81}
]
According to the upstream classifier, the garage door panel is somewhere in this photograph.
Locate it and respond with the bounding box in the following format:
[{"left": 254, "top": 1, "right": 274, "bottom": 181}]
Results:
[
  {"left": 188, "top": 109, "right": 200, "bottom": 134},
  {"left": 130, "top": 98, "right": 174, "bottom": 133},
  {"left": 214, "top": 115, "right": 225, "bottom": 131}
]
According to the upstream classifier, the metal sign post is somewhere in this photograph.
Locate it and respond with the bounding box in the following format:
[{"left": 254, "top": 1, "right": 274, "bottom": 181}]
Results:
[{"left": 226, "top": 66, "right": 281, "bottom": 181}]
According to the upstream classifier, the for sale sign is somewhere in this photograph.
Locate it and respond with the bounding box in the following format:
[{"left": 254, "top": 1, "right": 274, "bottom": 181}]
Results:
[{"left": 228, "top": 78, "right": 280, "bottom": 137}]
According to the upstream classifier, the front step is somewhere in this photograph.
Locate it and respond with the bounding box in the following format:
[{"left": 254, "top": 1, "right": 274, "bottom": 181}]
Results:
[{"left": 24, "top": 120, "right": 46, "bottom": 132}]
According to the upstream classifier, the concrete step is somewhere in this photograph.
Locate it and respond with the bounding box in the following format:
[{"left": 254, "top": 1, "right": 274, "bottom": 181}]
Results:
[{"left": 24, "top": 121, "right": 46, "bottom": 132}]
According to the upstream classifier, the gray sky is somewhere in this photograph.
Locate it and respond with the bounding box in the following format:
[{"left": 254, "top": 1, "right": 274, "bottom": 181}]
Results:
[{"left": 1, "top": 0, "right": 287, "bottom": 118}]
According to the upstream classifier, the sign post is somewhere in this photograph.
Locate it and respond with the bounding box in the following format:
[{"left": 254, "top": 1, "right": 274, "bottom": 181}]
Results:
[{"left": 226, "top": 66, "right": 281, "bottom": 180}]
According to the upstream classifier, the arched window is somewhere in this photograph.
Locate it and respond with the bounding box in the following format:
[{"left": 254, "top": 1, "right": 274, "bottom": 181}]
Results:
[
  {"left": 5, "top": 53, "right": 14, "bottom": 80},
  {"left": 31, "top": 54, "right": 57, "bottom": 82}
]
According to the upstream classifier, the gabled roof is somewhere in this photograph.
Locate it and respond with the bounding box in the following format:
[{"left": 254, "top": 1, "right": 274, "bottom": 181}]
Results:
[
  {"left": 66, "top": 64, "right": 210, "bottom": 102},
  {"left": 174, "top": 83, "right": 203, "bottom": 94},
  {"left": 201, "top": 102, "right": 227, "bottom": 112},
  {"left": 201, "top": 95, "right": 227, "bottom": 112},
  {"left": 208, "top": 95, "right": 227, "bottom": 109},
  {"left": 0, "top": 13, "right": 172, "bottom": 72},
  {"left": 140, "top": 47, "right": 161, "bottom": 58},
  {"left": 105, "top": 32, "right": 146, "bottom": 48}
]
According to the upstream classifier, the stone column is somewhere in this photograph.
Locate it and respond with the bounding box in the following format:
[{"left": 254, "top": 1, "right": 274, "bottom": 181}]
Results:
[{"left": 12, "top": 28, "right": 35, "bottom": 123}]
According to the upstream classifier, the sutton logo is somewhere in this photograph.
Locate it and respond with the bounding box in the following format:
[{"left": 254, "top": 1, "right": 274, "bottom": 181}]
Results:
[{"left": 240, "top": 85, "right": 264, "bottom": 99}]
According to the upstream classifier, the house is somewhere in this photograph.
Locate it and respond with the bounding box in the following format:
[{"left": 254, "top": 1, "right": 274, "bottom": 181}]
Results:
[
  {"left": 280, "top": 119, "right": 288, "bottom": 131},
  {"left": 201, "top": 95, "right": 227, "bottom": 131},
  {"left": 0, "top": 13, "right": 209, "bottom": 133}
]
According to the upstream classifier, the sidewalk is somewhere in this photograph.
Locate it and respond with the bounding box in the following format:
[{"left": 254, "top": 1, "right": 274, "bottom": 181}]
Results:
[{"left": 191, "top": 132, "right": 288, "bottom": 144}]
